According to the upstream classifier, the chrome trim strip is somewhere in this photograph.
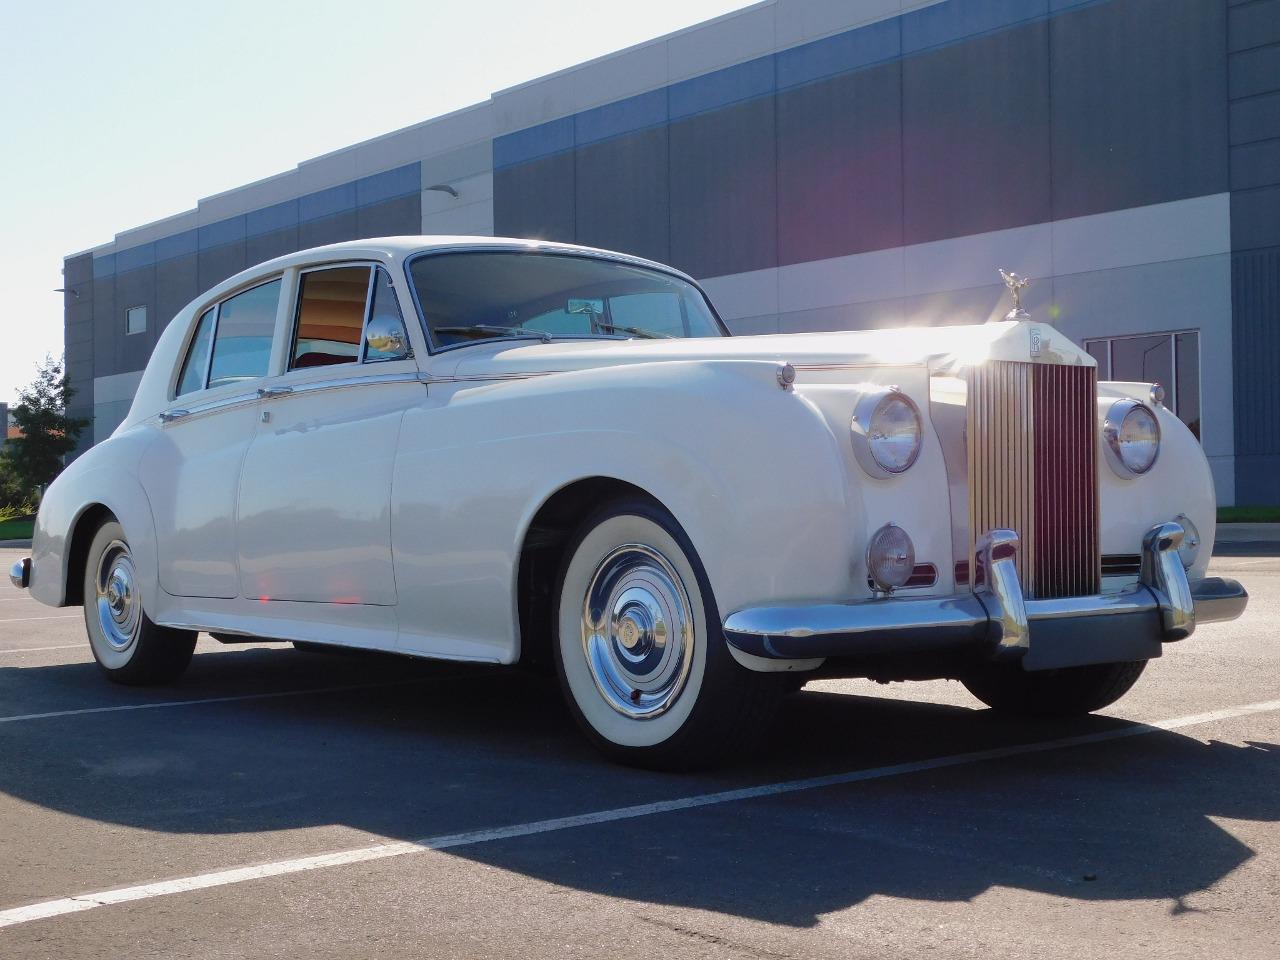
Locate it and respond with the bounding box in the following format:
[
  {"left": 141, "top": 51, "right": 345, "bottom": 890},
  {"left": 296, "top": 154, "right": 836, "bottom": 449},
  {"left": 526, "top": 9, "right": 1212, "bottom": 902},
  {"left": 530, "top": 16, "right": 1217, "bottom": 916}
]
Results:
[
  {"left": 792, "top": 362, "right": 927, "bottom": 372},
  {"left": 426, "top": 371, "right": 559, "bottom": 384},
  {"left": 157, "top": 392, "right": 260, "bottom": 424}
]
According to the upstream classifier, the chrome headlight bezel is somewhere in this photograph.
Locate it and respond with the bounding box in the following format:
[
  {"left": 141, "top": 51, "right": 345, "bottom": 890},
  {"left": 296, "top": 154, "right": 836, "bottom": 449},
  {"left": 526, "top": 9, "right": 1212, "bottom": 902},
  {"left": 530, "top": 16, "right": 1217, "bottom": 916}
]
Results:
[
  {"left": 1102, "top": 398, "right": 1161, "bottom": 478},
  {"left": 851, "top": 388, "right": 923, "bottom": 478}
]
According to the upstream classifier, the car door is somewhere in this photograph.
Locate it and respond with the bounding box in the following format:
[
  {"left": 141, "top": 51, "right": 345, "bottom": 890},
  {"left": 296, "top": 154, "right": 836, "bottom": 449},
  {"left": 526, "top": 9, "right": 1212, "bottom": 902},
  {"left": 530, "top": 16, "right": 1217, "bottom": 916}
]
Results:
[
  {"left": 140, "top": 277, "right": 282, "bottom": 599},
  {"left": 235, "top": 263, "right": 422, "bottom": 606}
]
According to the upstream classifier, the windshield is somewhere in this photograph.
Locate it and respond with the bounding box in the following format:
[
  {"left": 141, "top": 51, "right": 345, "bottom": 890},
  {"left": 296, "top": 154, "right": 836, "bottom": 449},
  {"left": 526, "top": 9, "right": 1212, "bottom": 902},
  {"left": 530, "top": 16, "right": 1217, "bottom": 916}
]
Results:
[{"left": 408, "top": 251, "right": 727, "bottom": 348}]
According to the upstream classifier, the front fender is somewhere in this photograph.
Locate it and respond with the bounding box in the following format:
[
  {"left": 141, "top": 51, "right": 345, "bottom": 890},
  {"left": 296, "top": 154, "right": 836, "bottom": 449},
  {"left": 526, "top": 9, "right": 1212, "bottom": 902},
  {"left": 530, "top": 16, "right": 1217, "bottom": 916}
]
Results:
[
  {"left": 30, "top": 429, "right": 160, "bottom": 610},
  {"left": 391, "top": 360, "right": 854, "bottom": 663}
]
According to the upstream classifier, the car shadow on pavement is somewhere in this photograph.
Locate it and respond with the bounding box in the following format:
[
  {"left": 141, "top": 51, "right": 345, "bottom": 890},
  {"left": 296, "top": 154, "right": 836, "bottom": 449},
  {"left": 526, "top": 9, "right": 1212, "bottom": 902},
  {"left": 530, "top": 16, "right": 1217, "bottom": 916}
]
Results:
[{"left": 1, "top": 646, "right": 1278, "bottom": 926}]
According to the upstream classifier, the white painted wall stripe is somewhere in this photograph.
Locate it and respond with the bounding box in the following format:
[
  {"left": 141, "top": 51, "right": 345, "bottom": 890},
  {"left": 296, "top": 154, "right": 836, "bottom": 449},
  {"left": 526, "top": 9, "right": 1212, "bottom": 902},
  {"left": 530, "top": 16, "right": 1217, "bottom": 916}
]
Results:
[{"left": 3, "top": 697, "right": 1276, "bottom": 930}]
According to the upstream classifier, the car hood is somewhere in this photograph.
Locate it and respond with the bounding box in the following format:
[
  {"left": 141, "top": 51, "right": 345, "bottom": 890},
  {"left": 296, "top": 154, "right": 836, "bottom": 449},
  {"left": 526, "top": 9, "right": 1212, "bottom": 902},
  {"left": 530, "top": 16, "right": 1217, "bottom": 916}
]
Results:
[{"left": 443, "top": 320, "right": 1094, "bottom": 378}]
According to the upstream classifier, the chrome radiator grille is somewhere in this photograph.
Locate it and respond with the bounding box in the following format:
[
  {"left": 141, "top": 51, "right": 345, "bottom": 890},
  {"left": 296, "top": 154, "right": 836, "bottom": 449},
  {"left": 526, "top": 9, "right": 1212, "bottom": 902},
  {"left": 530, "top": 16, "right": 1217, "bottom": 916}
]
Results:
[{"left": 966, "top": 361, "right": 1099, "bottom": 599}]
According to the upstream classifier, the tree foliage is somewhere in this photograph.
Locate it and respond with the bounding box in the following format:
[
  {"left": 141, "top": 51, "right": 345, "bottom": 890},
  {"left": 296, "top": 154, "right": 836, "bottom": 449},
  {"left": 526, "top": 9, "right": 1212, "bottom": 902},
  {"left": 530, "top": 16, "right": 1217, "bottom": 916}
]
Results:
[{"left": 2, "top": 355, "right": 88, "bottom": 499}]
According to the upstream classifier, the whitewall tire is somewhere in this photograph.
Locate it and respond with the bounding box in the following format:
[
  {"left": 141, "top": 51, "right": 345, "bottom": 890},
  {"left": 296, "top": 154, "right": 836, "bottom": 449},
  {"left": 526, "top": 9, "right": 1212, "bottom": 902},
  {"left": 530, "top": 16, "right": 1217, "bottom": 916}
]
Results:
[
  {"left": 553, "top": 497, "right": 781, "bottom": 769},
  {"left": 83, "top": 520, "right": 196, "bottom": 685}
]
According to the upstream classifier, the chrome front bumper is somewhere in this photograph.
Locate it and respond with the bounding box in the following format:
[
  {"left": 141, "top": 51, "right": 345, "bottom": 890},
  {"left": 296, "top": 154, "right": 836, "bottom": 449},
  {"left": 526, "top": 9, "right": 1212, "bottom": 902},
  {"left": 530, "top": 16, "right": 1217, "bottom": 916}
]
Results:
[{"left": 723, "top": 521, "right": 1249, "bottom": 672}]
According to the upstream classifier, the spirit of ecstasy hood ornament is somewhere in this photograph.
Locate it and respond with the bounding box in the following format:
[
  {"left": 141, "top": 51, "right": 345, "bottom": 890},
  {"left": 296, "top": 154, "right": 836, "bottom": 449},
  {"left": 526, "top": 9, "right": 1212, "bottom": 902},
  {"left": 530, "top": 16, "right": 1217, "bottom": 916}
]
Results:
[{"left": 998, "top": 268, "right": 1032, "bottom": 322}]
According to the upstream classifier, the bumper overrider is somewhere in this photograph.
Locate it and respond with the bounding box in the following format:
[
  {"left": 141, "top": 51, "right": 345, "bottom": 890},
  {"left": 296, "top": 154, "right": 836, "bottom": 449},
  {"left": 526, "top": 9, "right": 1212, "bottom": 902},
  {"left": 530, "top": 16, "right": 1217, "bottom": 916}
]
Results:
[{"left": 723, "top": 521, "right": 1248, "bottom": 672}]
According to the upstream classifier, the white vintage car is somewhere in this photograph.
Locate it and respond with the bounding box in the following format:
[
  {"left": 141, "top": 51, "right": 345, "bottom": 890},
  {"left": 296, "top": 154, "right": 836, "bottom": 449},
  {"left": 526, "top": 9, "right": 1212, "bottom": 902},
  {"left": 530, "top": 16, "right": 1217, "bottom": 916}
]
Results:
[{"left": 12, "top": 237, "right": 1248, "bottom": 768}]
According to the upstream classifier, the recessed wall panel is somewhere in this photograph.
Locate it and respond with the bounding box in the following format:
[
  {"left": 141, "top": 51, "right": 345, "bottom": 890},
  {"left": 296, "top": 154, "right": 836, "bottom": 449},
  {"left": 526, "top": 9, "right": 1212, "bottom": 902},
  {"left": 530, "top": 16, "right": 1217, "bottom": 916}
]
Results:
[
  {"left": 777, "top": 59, "right": 903, "bottom": 265},
  {"left": 575, "top": 127, "right": 670, "bottom": 264},
  {"left": 669, "top": 96, "right": 777, "bottom": 278}
]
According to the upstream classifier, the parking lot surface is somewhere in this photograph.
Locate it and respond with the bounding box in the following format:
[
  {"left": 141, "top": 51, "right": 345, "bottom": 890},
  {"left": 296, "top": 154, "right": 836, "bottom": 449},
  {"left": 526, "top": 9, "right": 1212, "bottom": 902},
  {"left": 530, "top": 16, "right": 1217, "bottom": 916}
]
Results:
[{"left": 1, "top": 545, "right": 1277, "bottom": 959}]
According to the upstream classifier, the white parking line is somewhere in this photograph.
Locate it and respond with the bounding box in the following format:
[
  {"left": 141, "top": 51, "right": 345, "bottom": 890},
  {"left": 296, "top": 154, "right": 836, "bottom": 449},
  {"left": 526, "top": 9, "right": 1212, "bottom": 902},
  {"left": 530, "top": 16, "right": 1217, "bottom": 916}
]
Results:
[
  {"left": 0, "top": 678, "right": 428, "bottom": 725},
  {"left": 2, "top": 696, "right": 1277, "bottom": 930},
  {"left": 0, "top": 615, "right": 79, "bottom": 623},
  {"left": 0, "top": 644, "right": 85, "bottom": 655}
]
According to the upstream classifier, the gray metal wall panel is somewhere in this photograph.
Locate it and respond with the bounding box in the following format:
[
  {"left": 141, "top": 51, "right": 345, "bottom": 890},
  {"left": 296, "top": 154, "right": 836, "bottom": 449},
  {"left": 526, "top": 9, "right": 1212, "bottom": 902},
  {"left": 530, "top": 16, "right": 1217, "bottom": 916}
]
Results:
[
  {"left": 1231, "top": 138, "right": 1280, "bottom": 190},
  {"left": 297, "top": 211, "right": 358, "bottom": 251},
  {"left": 776, "top": 60, "right": 903, "bottom": 265},
  {"left": 113, "top": 268, "right": 156, "bottom": 375},
  {"left": 155, "top": 254, "right": 199, "bottom": 334},
  {"left": 1230, "top": 43, "right": 1280, "bottom": 99},
  {"left": 90, "top": 276, "right": 114, "bottom": 381},
  {"left": 1050, "top": 0, "right": 1229, "bottom": 219},
  {"left": 245, "top": 227, "right": 299, "bottom": 270},
  {"left": 1229, "top": 0, "right": 1280, "bottom": 52},
  {"left": 1232, "top": 247, "right": 1280, "bottom": 504},
  {"left": 197, "top": 244, "right": 247, "bottom": 296},
  {"left": 669, "top": 96, "right": 777, "bottom": 278},
  {"left": 493, "top": 153, "right": 576, "bottom": 243},
  {"left": 1233, "top": 185, "right": 1280, "bottom": 251},
  {"left": 1230, "top": 89, "right": 1280, "bottom": 144},
  {"left": 575, "top": 128, "right": 670, "bottom": 264},
  {"left": 902, "top": 20, "right": 1051, "bottom": 245},
  {"left": 355, "top": 194, "right": 421, "bottom": 239}
]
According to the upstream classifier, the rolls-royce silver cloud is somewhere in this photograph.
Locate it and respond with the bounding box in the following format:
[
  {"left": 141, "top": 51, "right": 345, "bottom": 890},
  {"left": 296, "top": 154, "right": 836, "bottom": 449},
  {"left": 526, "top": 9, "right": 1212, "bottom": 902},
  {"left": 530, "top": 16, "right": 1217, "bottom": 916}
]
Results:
[{"left": 11, "top": 237, "right": 1247, "bottom": 768}]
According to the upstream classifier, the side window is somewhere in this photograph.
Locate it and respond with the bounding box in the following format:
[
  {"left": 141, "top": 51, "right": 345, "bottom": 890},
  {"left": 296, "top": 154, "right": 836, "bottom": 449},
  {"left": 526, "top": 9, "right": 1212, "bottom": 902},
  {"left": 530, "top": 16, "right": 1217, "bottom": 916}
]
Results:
[
  {"left": 291, "top": 266, "right": 372, "bottom": 370},
  {"left": 363, "top": 268, "right": 412, "bottom": 362},
  {"left": 175, "top": 308, "right": 216, "bottom": 397},
  {"left": 208, "top": 279, "right": 282, "bottom": 389}
]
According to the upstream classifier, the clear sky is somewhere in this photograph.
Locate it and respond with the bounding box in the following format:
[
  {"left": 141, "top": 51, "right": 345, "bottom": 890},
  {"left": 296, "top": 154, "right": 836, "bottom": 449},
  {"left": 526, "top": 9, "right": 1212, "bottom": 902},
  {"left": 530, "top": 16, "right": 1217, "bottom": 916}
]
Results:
[{"left": 0, "top": 0, "right": 749, "bottom": 406}]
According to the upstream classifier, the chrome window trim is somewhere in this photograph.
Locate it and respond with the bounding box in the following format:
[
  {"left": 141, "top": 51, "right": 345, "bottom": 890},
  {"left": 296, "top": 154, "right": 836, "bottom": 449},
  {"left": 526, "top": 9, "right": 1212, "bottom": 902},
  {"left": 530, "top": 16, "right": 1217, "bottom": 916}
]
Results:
[
  {"left": 170, "top": 273, "right": 285, "bottom": 402},
  {"left": 401, "top": 246, "right": 730, "bottom": 356},
  {"left": 288, "top": 261, "right": 377, "bottom": 374},
  {"left": 361, "top": 267, "right": 413, "bottom": 364}
]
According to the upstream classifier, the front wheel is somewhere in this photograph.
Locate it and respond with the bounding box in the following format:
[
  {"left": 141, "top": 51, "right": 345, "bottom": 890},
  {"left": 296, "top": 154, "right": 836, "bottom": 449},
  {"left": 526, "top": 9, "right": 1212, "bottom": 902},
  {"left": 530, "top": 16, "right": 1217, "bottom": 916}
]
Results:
[
  {"left": 83, "top": 520, "right": 196, "bottom": 685},
  {"left": 962, "top": 659, "right": 1148, "bottom": 717},
  {"left": 553, "top": 497, "right": 781, "bottom": 770}
]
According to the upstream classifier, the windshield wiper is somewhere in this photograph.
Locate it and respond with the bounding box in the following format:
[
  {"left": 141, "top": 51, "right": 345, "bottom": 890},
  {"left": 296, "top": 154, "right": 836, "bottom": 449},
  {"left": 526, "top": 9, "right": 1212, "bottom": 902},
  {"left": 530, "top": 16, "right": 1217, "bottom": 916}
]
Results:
[
  {"left": 434, "top": 325, "right": 554, "bottom": 343},
  {"left": 595, "top": 322, "right": 672, "bottom": 339}
]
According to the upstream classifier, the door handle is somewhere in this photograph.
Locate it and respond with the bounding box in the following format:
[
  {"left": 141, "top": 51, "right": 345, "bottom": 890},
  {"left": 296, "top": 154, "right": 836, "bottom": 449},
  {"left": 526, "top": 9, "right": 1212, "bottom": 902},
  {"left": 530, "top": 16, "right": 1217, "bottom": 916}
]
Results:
[
  {"left": 257, "top": 386, "right": 294, "bottom": 398},
  {"left": 158, "top": 409, "right": 190, "bottom": 423}
]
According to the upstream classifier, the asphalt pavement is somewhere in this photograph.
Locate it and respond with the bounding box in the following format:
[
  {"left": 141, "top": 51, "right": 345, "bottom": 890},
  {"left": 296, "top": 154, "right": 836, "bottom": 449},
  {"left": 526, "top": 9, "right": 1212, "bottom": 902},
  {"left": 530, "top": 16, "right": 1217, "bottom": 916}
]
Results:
[{"left": 0, "top": 546, "right": 1276, "bottom": 959}]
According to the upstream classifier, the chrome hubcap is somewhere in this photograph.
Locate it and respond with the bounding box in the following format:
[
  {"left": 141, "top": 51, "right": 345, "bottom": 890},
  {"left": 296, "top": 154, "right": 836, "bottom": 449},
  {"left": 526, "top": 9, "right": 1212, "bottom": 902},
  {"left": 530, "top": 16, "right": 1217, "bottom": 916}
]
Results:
[
  {"left": 581, "top": 544, "right": 695, "bottom": 719},
  {"left": 95, "top": 540, "right": 140, "bottom": 652}
]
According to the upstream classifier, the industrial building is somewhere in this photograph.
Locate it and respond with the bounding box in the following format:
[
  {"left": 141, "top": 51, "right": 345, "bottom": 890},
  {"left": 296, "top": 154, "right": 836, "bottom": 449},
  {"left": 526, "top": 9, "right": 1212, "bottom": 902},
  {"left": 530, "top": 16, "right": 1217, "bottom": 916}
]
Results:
[{"left": 63, "top": 0, "right": 1280, "bottom": 504}]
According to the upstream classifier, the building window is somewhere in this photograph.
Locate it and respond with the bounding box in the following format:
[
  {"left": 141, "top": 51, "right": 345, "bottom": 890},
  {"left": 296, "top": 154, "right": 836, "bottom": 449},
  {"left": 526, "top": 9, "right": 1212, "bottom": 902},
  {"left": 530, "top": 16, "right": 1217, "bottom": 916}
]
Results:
[
  {"left": 1084, "top": 331, "right": 1201, "bottom": 440},
  {"left": 125, "top": 305, "right": 147, "bottom": 335}
]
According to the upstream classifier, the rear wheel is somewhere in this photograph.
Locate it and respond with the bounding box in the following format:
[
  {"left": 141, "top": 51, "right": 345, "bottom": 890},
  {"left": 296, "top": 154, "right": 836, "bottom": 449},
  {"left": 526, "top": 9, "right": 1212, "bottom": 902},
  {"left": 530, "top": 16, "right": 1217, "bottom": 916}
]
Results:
[
  {"left": 553, "top": 497, "right": 782, "bottom": 770},
  {"left": 83, "top": 520, "right": 196, "bottom": 685},
  {"left": 962, "top": 660, "right": 1147, "bottom": 717}
]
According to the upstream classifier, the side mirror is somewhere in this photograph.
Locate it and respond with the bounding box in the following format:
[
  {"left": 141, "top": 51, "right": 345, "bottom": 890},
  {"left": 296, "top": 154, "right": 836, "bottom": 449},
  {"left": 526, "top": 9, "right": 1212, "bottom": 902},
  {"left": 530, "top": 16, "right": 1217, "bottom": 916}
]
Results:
[{"left": 365, "top": 316, "right": 412, "bottom": 360}]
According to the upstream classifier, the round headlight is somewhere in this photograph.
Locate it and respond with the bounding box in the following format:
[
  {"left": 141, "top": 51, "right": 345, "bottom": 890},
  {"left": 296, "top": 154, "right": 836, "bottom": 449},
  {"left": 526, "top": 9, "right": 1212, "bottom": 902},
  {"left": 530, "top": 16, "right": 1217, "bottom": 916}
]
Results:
[
  {"left": 1174, "top": 514, "right": 1201, "bottom": 569},
  {"left": 867, "top": 523, "right": 915, "bottom": 592},
  {"left": 1103, "top": 399, "right": 1161, "bottom": 477},
  {"left": 852, "top": 389, "right": 922, "bottom": 477}
]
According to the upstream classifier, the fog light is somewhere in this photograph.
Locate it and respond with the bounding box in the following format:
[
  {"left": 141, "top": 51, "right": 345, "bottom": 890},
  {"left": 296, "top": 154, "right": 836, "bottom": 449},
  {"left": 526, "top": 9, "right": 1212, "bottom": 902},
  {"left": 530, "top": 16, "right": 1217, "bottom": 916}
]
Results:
[
  {"left": 867, "top": 523, "right": 915, "bottom": 592},
  {"left": 1174, "top": 514, "right": 1201, "bottom": 569}
]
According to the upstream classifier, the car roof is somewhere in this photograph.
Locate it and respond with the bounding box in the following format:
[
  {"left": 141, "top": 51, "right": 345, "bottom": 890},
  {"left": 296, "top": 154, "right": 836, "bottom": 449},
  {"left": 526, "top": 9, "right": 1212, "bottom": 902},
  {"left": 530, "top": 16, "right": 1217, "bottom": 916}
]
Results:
[{"left": 238, "top": 236, "right": 697, "bottom": 285}]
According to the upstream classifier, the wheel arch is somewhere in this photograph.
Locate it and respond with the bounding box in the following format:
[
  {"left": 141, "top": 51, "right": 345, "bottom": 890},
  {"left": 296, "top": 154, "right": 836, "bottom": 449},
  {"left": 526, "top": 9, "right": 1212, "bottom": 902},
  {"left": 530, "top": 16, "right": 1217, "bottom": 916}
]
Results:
[
  {"left": 514, "top": 476, "right": 665, "bottom": 670},
  {"left": 64, "top": 503, "right": 118, "bottom": 605}
]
